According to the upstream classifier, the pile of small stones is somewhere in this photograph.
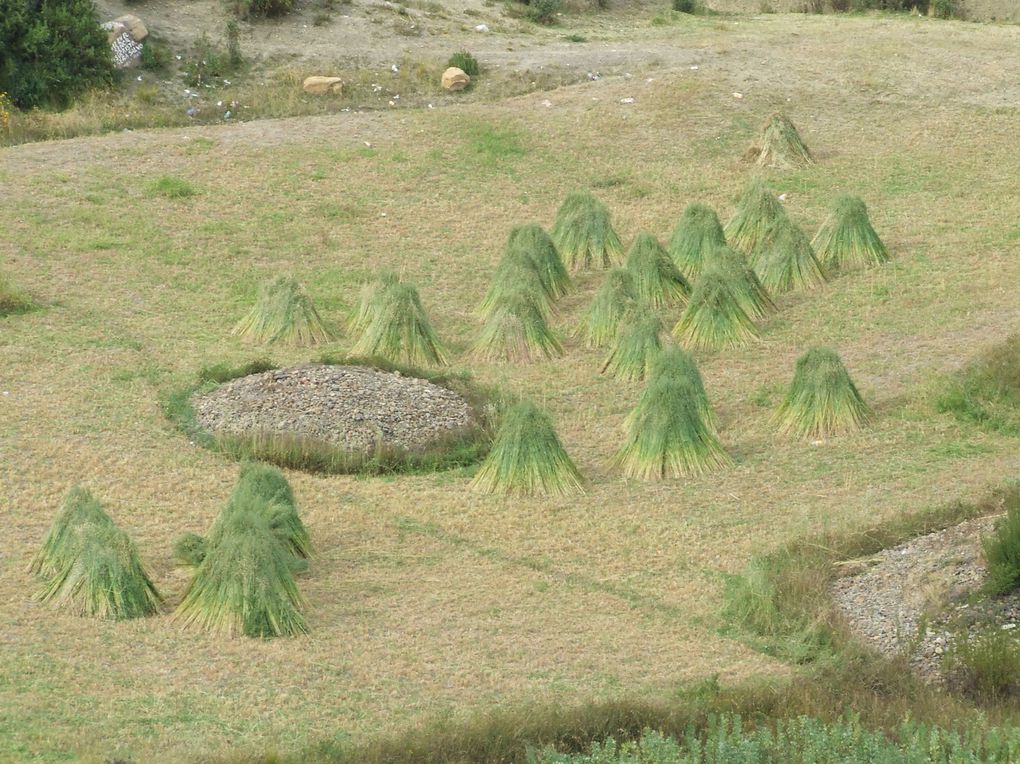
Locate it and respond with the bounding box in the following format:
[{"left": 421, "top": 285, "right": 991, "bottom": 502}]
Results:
[{"left": 192, "top": 364, "right": 474, "bottom": 455}]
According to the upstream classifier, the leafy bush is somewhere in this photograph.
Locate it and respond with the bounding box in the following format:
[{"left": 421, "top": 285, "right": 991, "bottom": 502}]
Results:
[
  {"left": 983, "top": 487, "right": 1020, "bottom": 595},
  {"left": 672, "top": 0, "right": 697, "bottom": 11},
  {"left": 231, "top": 0, "right": 295, "bottom": 18},
  {"left": 525, "top": 0, "right": 562, "bottom": 25},
  {"left": 447, "top": 51, "right": 479, "bottom": 77},
  {"left": 0, "top": 0, "right": 116, "bottom": 109}
]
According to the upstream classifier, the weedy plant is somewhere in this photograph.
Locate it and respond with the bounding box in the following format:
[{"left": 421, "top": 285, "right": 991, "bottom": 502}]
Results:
[
  {"left": 615, "top": 348, "right": 731, "bottom": 479},
  {"left": 352, "top": 280, "right": 448, "bottom": 366},
  {"left": 624, "top": 232, "right": 690, "bottom": 307},
  {"left": 473, "top": 282, "right": 563, "bottom": 362},
  {"left": 470, "top": 399, "right": 584, "bottom": 496},
  {"left": 601, "top": 304, "right": 664, "bottom": 382},
  {"left": 982, "top": 487, "right": 1020, "bottom": 596},
  {"left": 713, "top": 245, "right": 774, "bottom": 319},
  {"left": 753, "top": 217, "right": 827, "bottom": 293},
  {"left": 668, "top": 203, "right": 728, "bottom": 281},
  {"left": 551, "top": 191, "right": 624, "bottom": 271},
  {"left": 576, "top": 268, "right": 638, "bottom": 348},
  {"left": 812, "top": 195, "right": 889, "bottom": 271},
  {"left": 0, "top": 270, "right": 34, "bottom": 316},
  {"left": 774, "top": 347, "right": 870, "bottom": 438},
  {"left": 232, "top": 275, "right": 334, "bottom": 346},
  {"left": 672, "top": 268, "right": 760, "bottom": 350},
  {"left": 725, "top": 177, "right": 789, "bottom": 258},
  {"left": 751, "top": 112, "right": 814, "bottom": 168},
  {"left": 447, "top": 51, "right": 480, "bottom": 77},
  {"left": 477, "top": 247, "right": 554, "bottom": 320},
  {"left": 508, "top": 223, "right": 571, "bottom": 299},
  {"left": 350, "top": 270, "right": 399, "bottom": 335}
]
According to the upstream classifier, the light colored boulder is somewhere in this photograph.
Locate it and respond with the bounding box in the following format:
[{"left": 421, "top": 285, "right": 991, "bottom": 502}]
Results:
[
  {"left": 114, "top": 14, "right": 148, "bottom": 42},
  {"left": 302, "top": 76, "right": 345, "bottom": 95},
  {"left": 442, "top": 67, "right": 470, "bottom": 91},
  {"left": 102, "top": 21, "right": 127, "bottom": 45}
]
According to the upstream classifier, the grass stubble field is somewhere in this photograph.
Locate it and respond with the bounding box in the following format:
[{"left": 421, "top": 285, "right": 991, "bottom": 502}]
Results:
[{"left": 1, "top": 9, "right": 1019, "bottom": 763}]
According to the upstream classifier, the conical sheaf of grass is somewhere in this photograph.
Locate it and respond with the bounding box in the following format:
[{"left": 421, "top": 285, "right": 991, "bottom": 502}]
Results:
[
  {"left": 352, "top": 281, "right": 448, "bottom": 366},
  {"left": 754, "top": 112, "right": 813, "bottom": 168},
  {"left": 615, "top": 351, "right": 731, "bottom": 480},
  {"left": 774, "top": 347, "right": 871, "bottom": 439},
  {"left": 0, "top": 271, "right": 35, "bottom": 316},
  {"left": 470, "top": 400, "right": 584, "bottom": 496},
  {"left": 725, "top": 178, "right": 789, "bottom": 259},
  {"left": 672, "top": 268, "right": 760, "bottom": 350},
  {"left": 669, "top": 203, "right": 728, "bottom": 281},
  {"left": 508, "top": 223, "right": 571, "bottom": 298},
  {"left": 232, "top": 275, "right": 334, "bottom": 346},
  {"left": 551, "top": 191, "right": 624, "bottom": 271},
  {"left": 230, "top": 462, "right": 311, "bottom": 559},
  {"left": 473, "top": 284, "right": 563, "bottom": 363},
  {"left": 754, "top": 217, "right": 827, "bottom": 293},
  {"left": 624, "top": 233, "right": 690, "bottom": 307},
  {"left": 812, "top": 195, "right": 889, "bottom": 271},
  {"left": 477, "top": 248, "right": 553, "bottom": 320},
  {"left": 623, "top": 346, "right": 715, "bottom": 429},
  {"left": 576, "top": 268, "right": 638, "bottom": 349},
  {"left": 713, "top": 245, "right": 775, "bottom": 319},
  {"left": 173, "top": 505, "right": 308, "bottom": 638},
  {"left": 29, "top": 486, "right": 115, "bottom": 580},
  {"left": 349, "top": 270, "right": 399, "bottom": 334},
  {"left": 601, "top": 305, "right": 664, "bottom": 382}
]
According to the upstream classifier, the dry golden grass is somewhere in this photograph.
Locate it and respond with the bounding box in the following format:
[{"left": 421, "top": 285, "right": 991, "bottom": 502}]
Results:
[{"left": 1, "top": 11, "right": 1020, "bottom": 762}]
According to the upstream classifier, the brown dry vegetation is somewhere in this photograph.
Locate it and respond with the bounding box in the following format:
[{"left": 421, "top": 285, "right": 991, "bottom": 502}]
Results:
[{"left": 1, "top": 9, "right": 1019, "bottom": 763}]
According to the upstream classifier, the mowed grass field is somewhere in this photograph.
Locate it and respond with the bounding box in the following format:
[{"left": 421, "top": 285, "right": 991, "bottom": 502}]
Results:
[{"left": 2, "top": 12, "right": 1019, "bottom": 762}]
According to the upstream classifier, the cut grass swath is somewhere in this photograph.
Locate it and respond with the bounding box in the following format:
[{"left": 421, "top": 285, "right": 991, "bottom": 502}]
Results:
[
  {"left": 0, "top": 271, "right": 35, "bottom": 316},
  {"left": 673, "top": 268, "right": 760, "bottom": 350},
  {"left": 615, "top": 348, "right": 731, "bottom": 479},
  {"left": 774, "top": 347, "right": 871, "bottom": 439},
  {"left": 473, "top": 283, "right": 563, "bottom": 363},
  {"left": 625, "top": 232, "right": 690, "bottom": 307},
  {"left": 752, "top": 112, "right": 813, "bottom": 169},
  {"left": 576, "top": 268, "right": 638, "bottom": 349},
  {"left": 551, "top": 191, "right": 624, "bottom": 271},
  {"left": 232, "top": 274, "right": 335, "bottom": 346},
  {"left": 352, "top": 281, "right": 448, "bottom": 366},
  {"left": 669, "top": 203, "right": 728, "bottom": 281},
  {"left": 811, "top": 195, "right": 889, "bottom": 271},
  {"left": 349, "top": 270, "right": 399, "bottom": 335},
  {"left": 754, "top": 217, "right": 827, "bottom": 294},
  {"left": 470, "top": 399, "right": 584, "bottom": 496},
  {"left": 601, "top": 304, "right": 664, "bottom": 382},
  {"left": 725, "top": 178, "right": 789, "bottom": 259},
  {"left": 477, "top": 247, "right": 553, "bottom": 320},
  {"left": 508, "top": 223, "right": 571, "bottom": 299},
  {"left": 714, "top": 245, "right": 775, "bottom": 320}
]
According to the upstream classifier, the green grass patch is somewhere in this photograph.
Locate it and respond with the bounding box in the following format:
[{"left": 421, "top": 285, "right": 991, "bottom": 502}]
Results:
[
  {"left": 937, "top": 334, "right": 1020, "bottom": 435},
  {"left": 0, "top": 270, "right": 35, "bottom": 316},
  {"left": 146, "top": 175, "right": 197, "bottom": 199}
]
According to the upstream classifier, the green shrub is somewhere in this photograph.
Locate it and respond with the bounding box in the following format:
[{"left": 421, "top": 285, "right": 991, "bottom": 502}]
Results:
[
  {"left": 946, "top": 628, "right": 1020, "bottom": 702},
  {"left": 182, "top": 33, "right": 241, "bottom": 88},
  {"left": 525, "top": 0, "right": 562, "bottom": 25},
  {"left": 231, "top": 0, "right": 295, "bottom": 18},
  {"left": 139, "top": 37, "right": 172, "bottom": 72},
  {"left": 447, "top": 50, "right": 479, "bottom": 76},
  {"left": 672, "top": 0, "right": 697, "bottom": 11},
  {"left": 982, "top": 487, "right": 1020, "bottom": 595},
  {"left": 0, "top": 0, "right": 116, "bottom": 109}
]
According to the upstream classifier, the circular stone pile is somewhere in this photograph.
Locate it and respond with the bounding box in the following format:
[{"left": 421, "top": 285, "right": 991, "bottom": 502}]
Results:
[{"left": 192, "top": 364, "right": 474, "bottom": 454}]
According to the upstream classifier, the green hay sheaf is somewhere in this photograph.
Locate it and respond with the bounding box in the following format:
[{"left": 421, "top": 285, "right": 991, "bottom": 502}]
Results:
[
  {"left": 230, "top": 462, "right": 312, "bottom": 559},
  {"left": 713, "top": 245, "right": 775, "bottom": 320},
  {"left": 754, "top": 112, "right": 813, "bottom": 169},
  {"left": 672, "top": 268, "right": 760, "bottom": 351},
  {"left": 508, "top": 223, "right": 571, "bottom": 299},
  {"left": 232, "top": 275, "right": 335, "bottom": 346},
  {"left": 470, "top": 400, "right": 584, "bottom": 496},
  {"left": 477, "top": 248, "right": 553, "bottom": 320},
  {"left": 473, "top": 285, "right": 563, "bottom": 363},
  {"left": 753, "top": 217, "right": 827, "bottom": 294},
  {"left": 812, "top": 195, "right": 889, "bottom": 271},
  {"left": 725, "top": 178, "right": 789, "bottom": 259},
  {"left": 601, "top": 305, "right": 664, "bottom": 382},
  {"left": 576, "top": 268, "right": 638, "bottom": 349},
  {"left": 669, "top": 203, "right": 728, "bottom": 281},
  {"left": 551, "top": 192, "right": 624, "bottom": 272},
  {"left": 624, "top": 232, "right": 690, "bottom": 308},
  {"left": 29, "top": 486, "right": 116, "bottom": 580},
  {"left": 774, "top": 347, "right": 871, "bottom": 439},
  {"left": 349, "top": 270, "right": 399, "bottom": 335},
  {"left": 352, "top": 281, "right": 448, "bottom": 366}
]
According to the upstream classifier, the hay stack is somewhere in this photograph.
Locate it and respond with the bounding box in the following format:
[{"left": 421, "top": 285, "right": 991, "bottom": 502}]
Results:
[
  {"left": 753, "top": 217, "right": 827, "bottom": 293},
  {"left": 508, "top": 224, "right": 571, "bottom": 299},
  {"left": 672, "top": 268, "right": 760, "bottom": 350},
  {"left": 751, "top": 113, "right": 813, "bottom": 168},
  {"left": 232, "top": 275, "right": 334, "bottom": 346},
  {"left": 774, "top": 347, "right": 870, "bottom": 438},
  {"left": 669, "top": 203, "right": 728, "bottom": 281},
  {"left": 601, "top": 305, "right": 664, "bottom": 382},
  {"left": 551, "top": 191, "right": 624, "bottom": 271},
  {"left": 725, "top": 178, "right": 789, "bottom": 259},
  {"left": 576, "top": 268, "right": 638, "bottom": 349},
  {"left": 812, "top": 195, "right": 889, "bottom": 271},
  {"left": 352, "top": 280, "right": 448, "bottom": 366},
  {"left": 625, "top": 233, "right": 690, "bottom": 307},
  {"left": 473, "top": 282, "right": 563, "bottom": 362}
]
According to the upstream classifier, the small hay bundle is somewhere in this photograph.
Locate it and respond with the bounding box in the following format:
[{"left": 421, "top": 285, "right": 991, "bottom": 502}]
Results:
[
  {"left": 672, "top": 268, "right": 760, "bottom": 350},
  {"left": 713, "top": 245, "right": 775, "bottom": 320},
  {"left": 576, "top": 268, "right": 638, "bottom": 349},
  {"left": 725, "top": 178, "right": 789, "bottom": 259},
  {"left": 625, "top": 233, "right": 690, "bottom": 307},
  {"left": 551, "top": 191, "right": 624, "bottom": 271},
  {"left": 470, "top": 399, "right": 584, "bottom": 496},
  {"left": 174, "top": 504, "right": 308, "bottom": 638},
  {"left": 349, "top": 270, "right": 399, "bottom": 335},
  {"left": 752, "top": 112, "right": 813, "bottom": 168},
  {"left": 0, "top": 271, "right": 34, "bottom": 316},
  {"left": 615, "top": 348, "right": 731, "bottom": 480},
  {"left": 623, "top": 346, "right": 715, "bottom": 428},
  {"left": 754, "top": 217, "right": 827, "bottom": 294},
  {"left": 508, "top": 223, "right": 571, "bottom": 299},
  {"left": 601, "top": 305, "right": 664, "bottom": 382},
  {"left": 352, "top": 280, "right": 448, "bottom": 366},
  {"left": 774, "top": 347, "right": 870, "bottom": 439},
  {"left": 232, "top": 275, "right": 334, "bottom": 346},
  {"left": 669, "top": 203, "right": 728, "bottom": 281},
  {"left": 477, "top": 247, "right": 553, "bottom": 320},
  {"left": 811, "top": 195, "right": 889, "bottom": 271},
  {"left": 31, "top": 487, "right": 160, "bottom": 620},
  {"left": 473, "top": 283, "right": 563, "bottom": 363}
]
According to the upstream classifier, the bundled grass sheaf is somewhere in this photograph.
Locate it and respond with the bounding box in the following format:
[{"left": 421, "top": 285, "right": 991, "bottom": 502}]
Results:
[
  {"left": 725, "top": 178, "right": 789, "bottom": 258},
  {"left": 812, "top": 195, "right": 889, "bottom": 271},
  {"left": 232, "top": 275, "right": 334, "bottom": 346},
  {"left": 473, "top": 283, "right": 563, "bottom": 362},
  {"left": 752, "top": 112, "right": 814, "bottom": 168},
  {"left": 753, "top": 217, "right": 827, "bottom": 293},
  {"left": 469, "top": 400, "right": 584, "bottom": 496},
  {"left": 713, "top": 245, "right": 775, "bottom": 319},
  {"left": 668, "top": 203, "right": 728, "bottom": 281},
  {"left": 477, "top": 247, "right": 553, "bottom": 320},
  {"left": 551, "top": 191, "right": 624, "bottom": 271},
  {"left": 352, "top": 281, "right": 448, "bottom": 366},
  {"left": 774, "top": 347, "right": 870, "bottom": 438},
  {"left": 349, "top": 270, "right": 398, "bottom": 335},
  {"left": 672, "top": 269, "right": 760, "bottom": 350},
  {"left": 600, "top": 305, "right": 664, "bottom": 382},
  {"left": 624, "top": 233, "right": 690, "bottom": 307},
  {"left": 29, "top": 486, "right": 115, "bottom": 580},
  {"left": 615, "top": 348, "right": 730, "bottom": 479},
  {"left": 508, "top": 223, "right": 571, "bottom": 299},
  {"left": 0, "top": 270, "right": 34, "bottom": 316},
  {"left": 576, "top": 268, "right": 638, "bottom": 348}
]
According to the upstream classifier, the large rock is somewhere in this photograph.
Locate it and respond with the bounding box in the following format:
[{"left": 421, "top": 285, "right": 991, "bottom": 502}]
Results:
[
  {"left": 441, "top": 67, "right": 470, "bottom": 91},
  {"left": 114, "top": 14, "right": 148, "bottom": 42},
  {"left": 103, "top": 21, "right": 127, "bottom": 45},
  {"left": 303, "top": 76, "right": 345, "bottom": 95},
  {"left": 102, "top": 21, "right": 144, "bottom": 68}
]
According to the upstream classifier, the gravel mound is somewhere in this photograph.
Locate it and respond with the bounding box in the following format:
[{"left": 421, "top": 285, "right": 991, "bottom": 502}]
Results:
[{"left": 192, "top": 364, "right": 474, "bottom": 455}]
